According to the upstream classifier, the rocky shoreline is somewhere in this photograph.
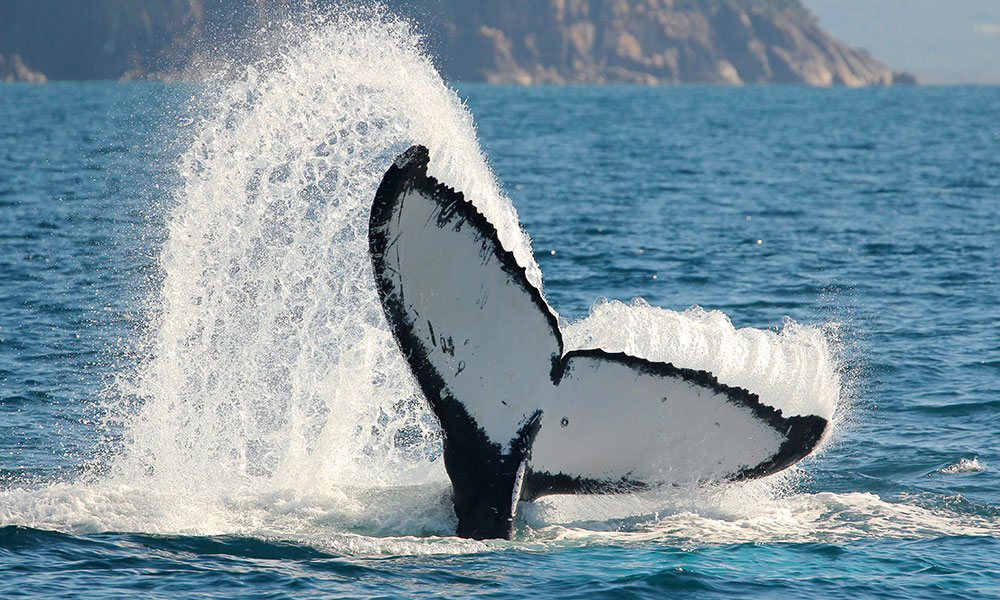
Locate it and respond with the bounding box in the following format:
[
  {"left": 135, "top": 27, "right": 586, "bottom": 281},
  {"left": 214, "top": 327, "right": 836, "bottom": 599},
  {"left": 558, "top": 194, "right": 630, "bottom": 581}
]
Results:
[
  {"left": 0, "top": 0, "right": 916, "bottom": 86},
  {"left": 426, "top": 0, "right": 915, "bottom": 86}
]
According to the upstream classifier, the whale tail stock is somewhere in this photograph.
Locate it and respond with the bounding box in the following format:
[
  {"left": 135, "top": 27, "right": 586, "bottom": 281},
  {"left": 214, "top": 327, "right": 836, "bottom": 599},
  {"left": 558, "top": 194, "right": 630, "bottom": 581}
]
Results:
[{"left": 368, "top": 145, "right": 828, "bottom": 540}]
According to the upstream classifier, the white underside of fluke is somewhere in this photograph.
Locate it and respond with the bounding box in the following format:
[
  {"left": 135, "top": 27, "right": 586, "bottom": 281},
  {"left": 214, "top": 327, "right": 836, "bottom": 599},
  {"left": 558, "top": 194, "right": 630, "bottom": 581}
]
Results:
[
  {"left": 386, "top": 185, "right": 558, "bottom": 447},
  {"left": 534, "top": 354, "right": 783, "bottom": 483},
  {"left": 369, "top": 146, "right": 828, "bottom": 534},
  {"left": 387, "top": 177, "right": 783, "bottom": 479}
]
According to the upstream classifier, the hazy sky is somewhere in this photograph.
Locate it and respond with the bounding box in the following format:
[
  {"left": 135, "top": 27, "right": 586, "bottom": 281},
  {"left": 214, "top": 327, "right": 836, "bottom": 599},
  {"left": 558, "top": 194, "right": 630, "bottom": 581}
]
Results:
[{"left": 801, "top": 0, "right": 1000, "bottom": 84}]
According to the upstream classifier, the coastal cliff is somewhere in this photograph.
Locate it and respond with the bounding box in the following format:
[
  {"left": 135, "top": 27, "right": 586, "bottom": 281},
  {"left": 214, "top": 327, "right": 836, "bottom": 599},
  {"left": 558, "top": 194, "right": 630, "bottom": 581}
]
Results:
[
  {"left": 421, "top": 0, "right": 910, "bottom": 85},
  {"left": 0, "top": 0, "right": 915, "bottom": 85}
]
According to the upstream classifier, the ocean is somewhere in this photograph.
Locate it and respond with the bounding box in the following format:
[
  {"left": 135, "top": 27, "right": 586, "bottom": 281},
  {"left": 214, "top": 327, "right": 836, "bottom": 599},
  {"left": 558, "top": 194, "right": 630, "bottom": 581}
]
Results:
[{"left": 1, "top": 16, "right": 999, "bottom": 599}]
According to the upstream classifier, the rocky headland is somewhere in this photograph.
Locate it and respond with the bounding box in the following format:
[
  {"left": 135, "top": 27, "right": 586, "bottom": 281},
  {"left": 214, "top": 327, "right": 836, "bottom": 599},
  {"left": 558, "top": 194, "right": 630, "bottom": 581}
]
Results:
[
  {"left": 0, "top": 0, "right": 916, "bottom": 85},
  {"left": 425, "top": 0, "right": 913, "bottom": 86}
]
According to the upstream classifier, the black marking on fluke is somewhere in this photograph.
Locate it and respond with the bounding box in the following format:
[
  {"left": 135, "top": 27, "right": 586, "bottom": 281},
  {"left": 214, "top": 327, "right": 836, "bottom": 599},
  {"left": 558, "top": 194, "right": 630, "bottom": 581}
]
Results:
[{"left": 369, "top": 145, "right": 829, "bottom": 540}]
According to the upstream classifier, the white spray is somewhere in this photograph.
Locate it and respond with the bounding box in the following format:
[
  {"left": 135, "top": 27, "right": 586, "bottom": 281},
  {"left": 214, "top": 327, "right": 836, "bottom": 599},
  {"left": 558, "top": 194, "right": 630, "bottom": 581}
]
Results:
[{"left": 112, "top": 13, "right": 539, "bottom": 500}]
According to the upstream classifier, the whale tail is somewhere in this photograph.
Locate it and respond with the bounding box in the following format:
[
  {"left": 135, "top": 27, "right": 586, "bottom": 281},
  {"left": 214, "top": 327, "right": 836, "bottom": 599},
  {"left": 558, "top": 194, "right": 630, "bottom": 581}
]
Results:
[{"left": 369, "top": 145, "right": 828, "bottom": 540}]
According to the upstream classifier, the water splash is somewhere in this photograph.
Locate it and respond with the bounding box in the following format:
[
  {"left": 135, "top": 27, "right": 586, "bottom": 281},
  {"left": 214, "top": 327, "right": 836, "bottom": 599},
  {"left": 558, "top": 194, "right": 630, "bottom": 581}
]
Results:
[
  {"left": 936, "top": 457, "right": 987, "bottom": 475},
  {"left": 110, "top": 12, "right": 535, "bottom": 505},
  {"left": 563, "top": 299, "right": 841, "bottom": 421},
  {"left": 519, "top": 490, "right": 1000, "bottom": 548}
]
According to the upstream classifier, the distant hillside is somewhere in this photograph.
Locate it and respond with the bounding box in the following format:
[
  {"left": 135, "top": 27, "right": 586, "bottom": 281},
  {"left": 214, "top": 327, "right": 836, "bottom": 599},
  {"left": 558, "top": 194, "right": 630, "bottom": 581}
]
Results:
[{"left": 0, "top": 0, "right": 916, "bottom": 85}]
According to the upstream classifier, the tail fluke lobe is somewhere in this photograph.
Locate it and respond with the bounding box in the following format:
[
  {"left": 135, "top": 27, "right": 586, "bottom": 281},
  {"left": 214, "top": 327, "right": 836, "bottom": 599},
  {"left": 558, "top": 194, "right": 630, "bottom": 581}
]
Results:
[
  {"left": 369, "top": 146, "right": 560, "bottom": 539},
  {"left": 529, "top": 349, "right": 829, "bottom": 495}
]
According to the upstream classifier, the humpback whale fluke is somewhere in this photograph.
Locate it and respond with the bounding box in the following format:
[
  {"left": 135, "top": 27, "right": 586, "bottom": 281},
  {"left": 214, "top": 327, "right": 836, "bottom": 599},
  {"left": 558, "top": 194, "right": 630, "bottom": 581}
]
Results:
[{"left": 369, "top": 145, "right": 828, "bottom": 540}]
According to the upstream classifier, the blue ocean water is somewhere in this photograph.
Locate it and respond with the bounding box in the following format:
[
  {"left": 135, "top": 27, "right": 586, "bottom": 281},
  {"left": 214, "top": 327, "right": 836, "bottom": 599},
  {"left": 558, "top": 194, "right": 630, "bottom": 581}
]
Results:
[{"left": 1, "top": 21, "right": 999, "bottom": 599}]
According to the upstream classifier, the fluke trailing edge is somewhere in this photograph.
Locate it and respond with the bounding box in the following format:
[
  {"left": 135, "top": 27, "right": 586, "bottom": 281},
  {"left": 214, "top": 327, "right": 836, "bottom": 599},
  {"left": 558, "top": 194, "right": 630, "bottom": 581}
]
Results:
[{"left": 369, "top": 145, "right": 828, "bottom": 540}]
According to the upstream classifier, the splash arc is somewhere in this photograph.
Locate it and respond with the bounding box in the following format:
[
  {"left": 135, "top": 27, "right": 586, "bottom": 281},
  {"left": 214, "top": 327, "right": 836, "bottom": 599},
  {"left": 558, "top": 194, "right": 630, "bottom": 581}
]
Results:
[{"left": 369, "top": 145, "right": 828, "bottom": 540}]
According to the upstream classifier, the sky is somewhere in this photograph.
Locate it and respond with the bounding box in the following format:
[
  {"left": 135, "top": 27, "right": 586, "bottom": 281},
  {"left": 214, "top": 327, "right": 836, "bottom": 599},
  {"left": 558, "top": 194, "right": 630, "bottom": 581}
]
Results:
[{"left": 801, "top": 0, "right": 1000, "bottom": 84}]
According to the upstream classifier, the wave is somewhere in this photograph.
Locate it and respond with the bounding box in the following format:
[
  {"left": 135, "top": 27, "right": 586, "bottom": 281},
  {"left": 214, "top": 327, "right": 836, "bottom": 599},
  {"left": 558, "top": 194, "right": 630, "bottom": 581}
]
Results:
[
  {"left": 935, "top": 458, "right": 987, "bottom": 475},
  {"left": 2, "top": 481, "right": 997, "bottom": 556}
]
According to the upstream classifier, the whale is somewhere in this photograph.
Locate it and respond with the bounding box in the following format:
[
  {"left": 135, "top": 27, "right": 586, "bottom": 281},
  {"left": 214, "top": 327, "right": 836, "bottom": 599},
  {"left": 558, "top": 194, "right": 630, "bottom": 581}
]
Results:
[{"left": 369, "top": 145, "right": 828, "bottom": 540}]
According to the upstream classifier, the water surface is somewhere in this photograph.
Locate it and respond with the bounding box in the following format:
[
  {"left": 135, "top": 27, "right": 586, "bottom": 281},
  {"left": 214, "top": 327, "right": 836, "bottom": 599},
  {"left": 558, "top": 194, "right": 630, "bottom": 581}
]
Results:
[{"left": 1, "top": 22, "right": 998, "bottom": 599}]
